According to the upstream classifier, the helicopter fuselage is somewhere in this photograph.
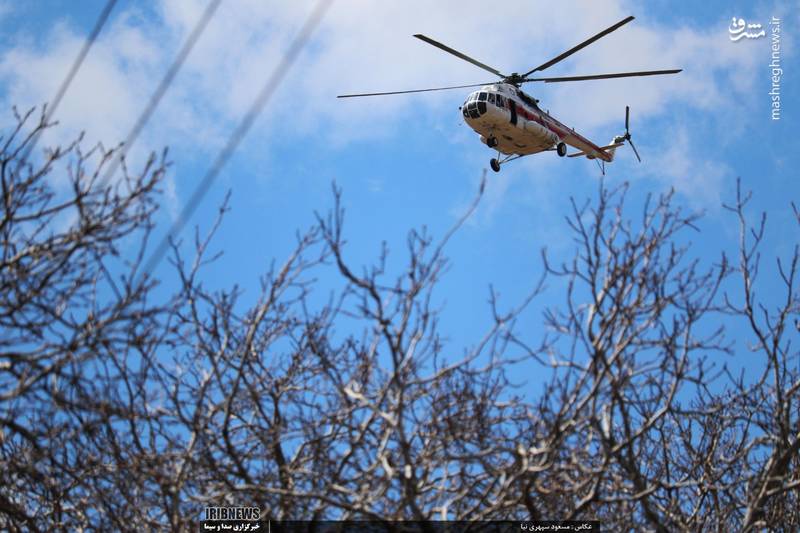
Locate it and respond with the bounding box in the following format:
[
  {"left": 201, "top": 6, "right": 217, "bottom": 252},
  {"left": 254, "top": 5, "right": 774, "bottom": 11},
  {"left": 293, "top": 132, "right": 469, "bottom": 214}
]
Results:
[{"left": 462, "top": 83, "right": 614, "bottom": 162}]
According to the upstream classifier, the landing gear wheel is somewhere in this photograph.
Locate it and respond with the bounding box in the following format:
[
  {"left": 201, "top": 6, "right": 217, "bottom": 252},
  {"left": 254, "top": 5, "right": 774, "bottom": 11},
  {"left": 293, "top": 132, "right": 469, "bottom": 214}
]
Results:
[
  {"left": 487, "top": 136, "right": 498, "bottom": 148},
  {"left": 557, "top": 142, "right": 567, "bottom": 157},
  {"left": 490, "top": 158, "right": 501, "bottom": 173}
]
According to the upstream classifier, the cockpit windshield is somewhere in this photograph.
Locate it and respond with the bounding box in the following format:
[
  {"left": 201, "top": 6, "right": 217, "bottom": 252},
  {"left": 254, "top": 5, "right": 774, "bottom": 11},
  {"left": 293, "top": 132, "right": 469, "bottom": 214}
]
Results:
[{"left": 463, "top": 90, "right": 507, "bottom": 119}]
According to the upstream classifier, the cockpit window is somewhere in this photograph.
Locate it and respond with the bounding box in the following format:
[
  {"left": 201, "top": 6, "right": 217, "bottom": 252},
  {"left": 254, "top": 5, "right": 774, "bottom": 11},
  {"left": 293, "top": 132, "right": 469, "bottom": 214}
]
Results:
[
  {"left": 478, "top": 92, "right": 487, "bottom": 101},
  {"left": 488, "top": 93, "right": 495, "bottom": 104}
]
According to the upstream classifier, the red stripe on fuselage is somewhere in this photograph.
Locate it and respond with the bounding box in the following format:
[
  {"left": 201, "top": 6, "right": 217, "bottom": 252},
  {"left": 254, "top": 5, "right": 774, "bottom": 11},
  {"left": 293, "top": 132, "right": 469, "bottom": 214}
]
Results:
[{"left": 515, "top": 101, "right": 611, "bottom": 162}]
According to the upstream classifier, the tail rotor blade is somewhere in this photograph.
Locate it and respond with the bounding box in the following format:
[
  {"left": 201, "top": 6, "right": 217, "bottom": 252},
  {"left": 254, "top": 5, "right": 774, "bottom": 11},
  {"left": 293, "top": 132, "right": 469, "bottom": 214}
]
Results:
[
  {"left": 625, "top": 105, "right": 630, "bottom": 133},
  {"left": 628, "top": 137, "right": 642, "bottom": 162}
]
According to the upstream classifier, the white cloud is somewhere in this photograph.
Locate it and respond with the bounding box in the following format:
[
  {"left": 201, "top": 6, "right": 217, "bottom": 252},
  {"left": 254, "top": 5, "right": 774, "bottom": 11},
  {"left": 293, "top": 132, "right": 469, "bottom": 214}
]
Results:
[
  {"left": 635, "top": 124, "right": 730, "bottom": 207},
  {"left": 0, "top": 14, "right": 158, "bottom": 167}
]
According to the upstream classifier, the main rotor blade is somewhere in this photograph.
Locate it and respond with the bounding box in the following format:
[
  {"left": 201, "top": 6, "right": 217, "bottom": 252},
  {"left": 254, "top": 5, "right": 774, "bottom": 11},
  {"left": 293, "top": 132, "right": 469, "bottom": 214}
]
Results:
[
  {"left": 337, "top": 82, "right": 492, "bottom": 98},
  {"left": 413, "top": 34, "right": 504, "bottom": 77},
  {"left": 522, "top": 15, "right": 635, "bottom": 76},
  {"left": 524, "top": 69, "right": 682, "bottom": 83}
]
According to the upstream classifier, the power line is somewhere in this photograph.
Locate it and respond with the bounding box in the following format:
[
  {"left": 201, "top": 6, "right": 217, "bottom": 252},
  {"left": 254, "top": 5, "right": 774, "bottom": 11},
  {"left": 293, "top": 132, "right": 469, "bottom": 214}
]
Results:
[
  {"left": 20, "top": 0, "right": 118, "bottom": 164},
  {"left": 98, "top": 0, "right": 221, "bottom": 189},
  {"left": 140, "top": 0, "right": 334, "bottom": 280},
  {"left": 81, "top": 0, "right": 220, "bottom": 302}
]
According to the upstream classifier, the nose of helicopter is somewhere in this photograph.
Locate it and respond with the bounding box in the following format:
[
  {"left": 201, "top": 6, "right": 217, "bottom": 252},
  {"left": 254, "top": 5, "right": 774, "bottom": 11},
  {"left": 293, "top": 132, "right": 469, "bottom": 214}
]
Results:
[{"left": 462, "top": 91, "right": 486, "bottom": 120}]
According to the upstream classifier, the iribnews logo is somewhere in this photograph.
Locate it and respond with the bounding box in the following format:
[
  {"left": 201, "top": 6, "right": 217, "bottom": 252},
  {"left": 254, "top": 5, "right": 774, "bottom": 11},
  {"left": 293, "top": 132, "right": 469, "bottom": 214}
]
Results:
[{"left": 204, "top": 506, "right": 261, "bottom": 521}]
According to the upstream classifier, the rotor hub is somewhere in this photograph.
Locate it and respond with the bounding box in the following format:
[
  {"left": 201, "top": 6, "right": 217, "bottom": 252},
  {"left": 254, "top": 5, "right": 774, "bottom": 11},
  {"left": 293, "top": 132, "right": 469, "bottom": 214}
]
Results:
[{"left": 503, "top": 72, "right": 525, "bottom": 86}]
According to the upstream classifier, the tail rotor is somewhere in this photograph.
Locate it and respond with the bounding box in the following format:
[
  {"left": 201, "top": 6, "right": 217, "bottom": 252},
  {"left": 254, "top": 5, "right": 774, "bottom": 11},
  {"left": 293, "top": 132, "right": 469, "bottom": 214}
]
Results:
[{"left": 623, "top": 105, "right": 642, "bottom": 162}]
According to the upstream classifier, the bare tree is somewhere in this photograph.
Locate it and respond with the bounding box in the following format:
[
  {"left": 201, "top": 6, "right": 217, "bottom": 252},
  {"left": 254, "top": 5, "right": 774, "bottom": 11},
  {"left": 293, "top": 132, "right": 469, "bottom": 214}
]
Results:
[
  {"left": 0, "top": 107, "right": 168, "bottom": 530},
  {"left": 0, "top": 110, "right": 797, "bottom": 531},
  {"left": 727, "top": 187, "right": 800, "bottom": 531},
  {"left": 497, "top": 183, "right": 798, "bottom": 531}
]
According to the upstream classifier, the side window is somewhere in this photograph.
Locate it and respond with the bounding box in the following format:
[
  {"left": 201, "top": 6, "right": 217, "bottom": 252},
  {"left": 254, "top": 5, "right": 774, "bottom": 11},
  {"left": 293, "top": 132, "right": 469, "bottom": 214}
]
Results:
[
  {"left": 497, "top": 95, "right": 504, "bottom": 107},
  {"left": 488, "top": 93, "right": 495, "bottom": 104}
]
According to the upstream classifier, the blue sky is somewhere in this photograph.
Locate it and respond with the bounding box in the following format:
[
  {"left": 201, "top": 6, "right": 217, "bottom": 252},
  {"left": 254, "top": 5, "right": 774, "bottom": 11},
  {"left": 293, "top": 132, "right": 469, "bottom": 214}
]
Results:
[{"left": 0, "top": 0, "right": 797, "bottom": 377}]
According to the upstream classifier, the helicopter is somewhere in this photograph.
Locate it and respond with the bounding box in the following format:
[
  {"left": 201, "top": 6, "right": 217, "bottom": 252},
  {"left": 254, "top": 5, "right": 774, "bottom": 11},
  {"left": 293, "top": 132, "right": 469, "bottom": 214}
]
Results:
[{"left": 338, "top": 15, "right": 681, "bottom": 173}]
